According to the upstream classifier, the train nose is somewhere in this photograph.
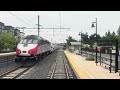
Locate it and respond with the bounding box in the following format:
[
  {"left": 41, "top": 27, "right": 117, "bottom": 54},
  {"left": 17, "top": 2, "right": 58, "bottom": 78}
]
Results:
[{"left": 22, "top": 51, "right": 27, "bottom": 53}]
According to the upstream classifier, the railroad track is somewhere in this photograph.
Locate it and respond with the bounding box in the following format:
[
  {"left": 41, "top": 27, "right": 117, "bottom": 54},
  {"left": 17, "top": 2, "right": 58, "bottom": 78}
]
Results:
[
  {"left": 0, "top": 56, "right": 15, "bottom": 64},
  {"left": 47, "top": 49, "right": 74, "bottom": 79},
  {"left": 0, "top": 66, "right": 31, "bottom": 79}
]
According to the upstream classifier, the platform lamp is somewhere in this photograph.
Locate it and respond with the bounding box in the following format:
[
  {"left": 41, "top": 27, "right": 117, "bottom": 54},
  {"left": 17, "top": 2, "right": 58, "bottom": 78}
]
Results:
[{"left": 91, "top": 18, "right": 98, "bottom": 65}]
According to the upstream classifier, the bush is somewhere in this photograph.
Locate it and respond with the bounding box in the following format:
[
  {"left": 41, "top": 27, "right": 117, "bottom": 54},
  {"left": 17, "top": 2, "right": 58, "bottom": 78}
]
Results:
[{"left": 86, "top": 57, "right": 95, "bottom": 61}]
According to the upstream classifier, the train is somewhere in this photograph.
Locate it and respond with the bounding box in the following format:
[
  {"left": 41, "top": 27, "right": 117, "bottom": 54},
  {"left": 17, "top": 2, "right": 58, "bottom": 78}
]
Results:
[
  {"left": 50, "top": 43, "right": 59, "bottom": 52},
  {"left": 15, "top": 35, "right": 51, "bottom": 65}
]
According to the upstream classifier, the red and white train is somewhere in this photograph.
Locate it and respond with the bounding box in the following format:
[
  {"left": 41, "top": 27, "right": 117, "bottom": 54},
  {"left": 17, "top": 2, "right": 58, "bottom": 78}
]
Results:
[{"left": 15, "top": 35, "right": 51, "bottom": 64}]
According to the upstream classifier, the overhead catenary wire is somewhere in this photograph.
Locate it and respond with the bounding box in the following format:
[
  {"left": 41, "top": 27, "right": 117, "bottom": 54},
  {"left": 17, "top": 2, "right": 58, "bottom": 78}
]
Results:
[
  {"left": 59, "top": 11, "right": 62, "bottom": 28},
  {"left": 8, "top": 11, "right": 32, "bottom": 26},
  {"left": 15, "top": 11, "right": 35, "bottom": 27}
]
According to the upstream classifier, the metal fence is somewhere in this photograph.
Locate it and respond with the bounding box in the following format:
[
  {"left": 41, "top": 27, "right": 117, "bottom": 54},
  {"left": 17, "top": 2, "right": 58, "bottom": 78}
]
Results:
[{"left": 81, "top": 51, "right": 120, "bottom": 73}]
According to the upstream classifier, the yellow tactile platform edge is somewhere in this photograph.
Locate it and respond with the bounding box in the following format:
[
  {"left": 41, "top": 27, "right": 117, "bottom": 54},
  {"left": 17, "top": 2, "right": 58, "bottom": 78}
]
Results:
[{"left": 64, "top": 51, "right": 95, "bottom": 79}]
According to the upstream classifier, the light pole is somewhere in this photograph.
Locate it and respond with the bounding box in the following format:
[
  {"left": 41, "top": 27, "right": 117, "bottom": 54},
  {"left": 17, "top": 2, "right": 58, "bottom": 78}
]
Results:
[
  {"left": 36, "top": 24, "right": 43, "bottom": 36},
  {"left": 79, "top": 30, "right": 82, "bottom": 55},
  {"left": 91, "top": 18, "right": 98, "bottom": 65}
]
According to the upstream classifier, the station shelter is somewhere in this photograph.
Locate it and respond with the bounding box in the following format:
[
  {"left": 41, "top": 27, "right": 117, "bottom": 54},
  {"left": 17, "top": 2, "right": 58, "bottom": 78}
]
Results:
[{"left": 69, "top": 42, "right": 81, "bottom": 54}]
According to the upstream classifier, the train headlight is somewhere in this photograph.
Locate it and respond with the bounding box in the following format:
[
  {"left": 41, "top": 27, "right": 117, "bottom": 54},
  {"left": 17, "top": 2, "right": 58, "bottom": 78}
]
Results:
[
  {"left": 16, "top": 48, "right": 21, "bottom": 55},
  {"left": 28, "top": 49, "right": 34, "bottom": 55}
]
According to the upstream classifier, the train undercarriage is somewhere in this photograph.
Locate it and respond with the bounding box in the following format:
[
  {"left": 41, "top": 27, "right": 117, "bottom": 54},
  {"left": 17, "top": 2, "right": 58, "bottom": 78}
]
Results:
[{"left": 15, "top": 51, "right": 51, "bottom": 67}]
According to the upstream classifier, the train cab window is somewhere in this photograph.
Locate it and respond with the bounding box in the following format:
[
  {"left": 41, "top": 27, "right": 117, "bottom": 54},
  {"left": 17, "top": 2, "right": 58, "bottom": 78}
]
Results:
[
  {"left": 22, "top": 39, "right": 28, "bottom": 43},
  {"left": 32, "top": 39, "right": 38, "bottom": 44},
  {"left": 27, "top": 39, "right": 33, "bottom": 44},
  {"left": 20, "top": 40, "right": 23, "bottom": 43}
]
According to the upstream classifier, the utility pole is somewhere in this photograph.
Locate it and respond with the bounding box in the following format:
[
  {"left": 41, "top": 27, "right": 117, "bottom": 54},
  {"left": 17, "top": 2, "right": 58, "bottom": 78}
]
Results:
[
  {"left": 91, "top": 18, "right": 98, "bottom": 65},
  {"left": 81, "top": 30, "right": 82, "bottom": 54},
  {"left": 79, "top": 31, "right": 82, "bottom": 55},
  {"left": 53, "top": 28, "right": 54, "bottom": 36},
  {"left": 38, "top": 15, "right": 40, "bottom": 36},
  {"left": 96, "top": 18, "right": 98, "bottom": 66},
  {"left": 51, "top": 38, "right": 52, "bottom": 43}
]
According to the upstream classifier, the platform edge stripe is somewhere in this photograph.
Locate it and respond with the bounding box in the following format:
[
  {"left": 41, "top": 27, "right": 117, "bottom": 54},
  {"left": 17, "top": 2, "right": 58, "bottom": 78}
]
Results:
[
  {"left": 64, "top": 51, "right": 86, "bottom": 79},
  {"left": 72, "top": 55, "right": 95, "bottom": 79},
  {"left": 64, "top": 51, "right": 94, "bottom": 79}
]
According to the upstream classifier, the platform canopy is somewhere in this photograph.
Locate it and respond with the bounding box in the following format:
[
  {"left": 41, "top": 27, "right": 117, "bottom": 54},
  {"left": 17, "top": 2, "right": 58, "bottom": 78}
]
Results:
[{"left": 70, "top": 42, "right": 81, "bottom": 46}]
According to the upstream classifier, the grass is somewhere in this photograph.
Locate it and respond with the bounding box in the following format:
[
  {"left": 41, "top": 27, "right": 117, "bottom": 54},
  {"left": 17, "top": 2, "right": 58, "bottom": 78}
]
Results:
[{"left": 86, "top": 57, "right": 95, "bottom": 61}]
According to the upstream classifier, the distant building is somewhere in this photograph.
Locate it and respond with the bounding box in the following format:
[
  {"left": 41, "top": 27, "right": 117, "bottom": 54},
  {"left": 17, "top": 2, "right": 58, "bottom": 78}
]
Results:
[
  {"left": 0, "top": 22, "right": 4, "bottom": 34},
  {"left": 4, "top": 26, "right": 14, "bottom": 35},
  {"left": 82, "top": 44, "right": 90, "bottom": 48},
  {"left": 0, "top": 21, "right": 25, "bottom": 40},
  {"left": 20, "top": 32, "right": 25, "bottom": 39},
  {"left": 69, "top": 42, "right": 81, "bottom": 54},
  {"left": 13, "top": 29, "right": 21, "bottom": 38}
]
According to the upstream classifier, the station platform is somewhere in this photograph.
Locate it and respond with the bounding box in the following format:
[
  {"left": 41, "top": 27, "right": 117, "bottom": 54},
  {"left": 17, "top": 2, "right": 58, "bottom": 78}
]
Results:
[{"left": 64, "top": 50, "right": 120, "bottom": 79}]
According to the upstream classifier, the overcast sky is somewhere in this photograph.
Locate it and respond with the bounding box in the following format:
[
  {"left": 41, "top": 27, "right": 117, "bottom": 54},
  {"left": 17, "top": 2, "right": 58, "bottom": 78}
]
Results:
[{"left": 0, "top": 11, "right": 120, "bottom": 43}]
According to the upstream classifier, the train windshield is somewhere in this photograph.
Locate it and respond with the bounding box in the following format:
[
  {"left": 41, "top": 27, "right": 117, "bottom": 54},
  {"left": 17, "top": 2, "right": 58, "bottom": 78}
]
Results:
[{"left": 20, "top": 39, "right": 38, "bottom": 44}]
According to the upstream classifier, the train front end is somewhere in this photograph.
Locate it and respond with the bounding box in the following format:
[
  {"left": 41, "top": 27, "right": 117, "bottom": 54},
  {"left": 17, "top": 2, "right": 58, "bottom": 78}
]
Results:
[{"left": 15, "top": 35, "right": 40, "bottom": 65}]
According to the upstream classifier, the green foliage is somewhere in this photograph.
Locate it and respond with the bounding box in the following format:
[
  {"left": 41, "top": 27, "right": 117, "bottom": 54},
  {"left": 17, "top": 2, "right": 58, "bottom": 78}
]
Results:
[
  {"left": 67, "top": 25, "right": 120, "bottom": 49},
  {"left": 86, "top": 57, "right": 95, "bottom": 61},
  {"left": 81, "top": 32, "right": 89, "bottom": 44},
  {"left": 66, "top": 36, "right": 78, "bottom": 46},
  {"left": 117, "top": 25, "right": 120, "bottom": 36},
  {"left": 102, "top": 30, "right": 116, "bottom": 41},
  {"left": 0, "top": 31, "right": 18, "bottom": 51},
  {"left": 87, "top": 33, "right": 101, "bottom": 49}
]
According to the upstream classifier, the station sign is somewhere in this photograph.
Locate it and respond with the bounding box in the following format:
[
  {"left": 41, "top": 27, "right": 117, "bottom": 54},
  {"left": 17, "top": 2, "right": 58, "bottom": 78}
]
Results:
[{"left": 112, "top": 50, "right": 116, "bottom": 54}]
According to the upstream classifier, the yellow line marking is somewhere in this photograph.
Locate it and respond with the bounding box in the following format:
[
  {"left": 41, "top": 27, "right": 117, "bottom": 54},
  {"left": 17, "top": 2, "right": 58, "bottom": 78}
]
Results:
[
  {"left": 72, "top": 55, "right": 95, "bottom": 79},
  {"left": 64, "top": 51, "right": 95, "bottom": 79}
]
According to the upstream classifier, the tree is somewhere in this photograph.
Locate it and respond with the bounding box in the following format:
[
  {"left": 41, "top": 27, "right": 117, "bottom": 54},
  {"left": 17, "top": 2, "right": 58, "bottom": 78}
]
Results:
[
  {"left": 105, "top": 32, "right": 108, "bottom": 37},
  {"left": 66, "top": 36, "right": 78, "bottom": 46},
  {"left": 117, "top": 25, "right": 120, "bottom": 36},
  {"left": 81, "top": 32, "right": 89, "bottom": 44},
  {"left": 112, "top": 31, "right": 115, "bottom": 36},
  {"left": 88, "top": 33, "right": 101, "bottom": 49},
  {"left": 103, "top": 30, "right": 115, "bottom": 40},
  {"left": 107, "top": 30, "right": 111, "bottom": 37},
  {"left": 111, "top": 31, "right": 116, "bottom": 40},
  {"left": 0, "top": 31, "right": 17, "bottom": 51}
]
